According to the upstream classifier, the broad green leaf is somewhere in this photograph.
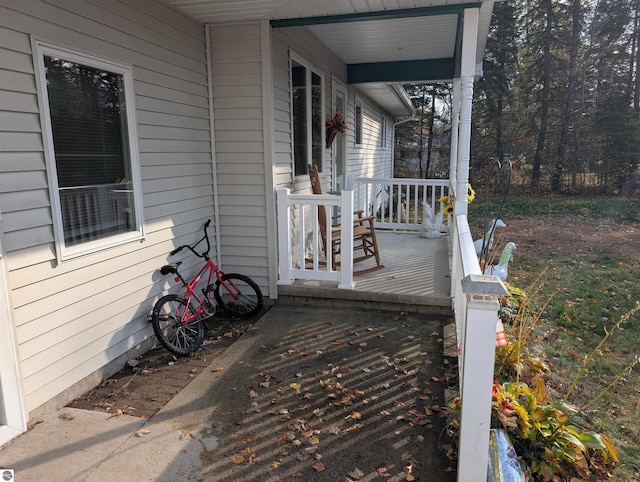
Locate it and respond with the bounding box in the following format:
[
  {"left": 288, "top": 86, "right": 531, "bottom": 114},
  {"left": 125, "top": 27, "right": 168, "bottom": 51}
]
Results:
[{"left": 577, "top": 431, "right": 606, "bottom": 450}]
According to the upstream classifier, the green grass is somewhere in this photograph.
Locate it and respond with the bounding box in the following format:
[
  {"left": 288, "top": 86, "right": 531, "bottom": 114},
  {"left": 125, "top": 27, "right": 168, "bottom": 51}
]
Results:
[
  {"left": 472, "top": 196, "right": 640, "bottom": 480},
  {"left": 469, "top": 197, "right": 640, "bottom": 224}
]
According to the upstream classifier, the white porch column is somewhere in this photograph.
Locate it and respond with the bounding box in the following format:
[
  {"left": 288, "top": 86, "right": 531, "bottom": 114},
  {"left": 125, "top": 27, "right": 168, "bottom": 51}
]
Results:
[
  {"left": 455, "top": 7, "right": 479, "bottom": 217},
  {"left": 457, "top": 275, "right": 507, "bottom": 482},
  {"left": 337, "top": 190, "right": 355, "bottom": 289},
  {"left": 276, "top": 188, "right": 294, "bottom": 285},
  {"left": 449, "top": 78, "right": 461, "bottom": 192}
]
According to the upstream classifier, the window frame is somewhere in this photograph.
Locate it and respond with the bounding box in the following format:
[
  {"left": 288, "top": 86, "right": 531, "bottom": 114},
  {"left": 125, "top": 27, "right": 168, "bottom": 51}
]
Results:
[
  {"left": 290, "top": 52, "right": 325, "bottom": 178},
  {"left": 381, "top": 115, "right": 388, "bottom": 148},
  {"left": 354, "top": 96, "right": 363, "bottom": 147},
  {"left": 34, "top": 40, "right": 144, "bottom": 261}
]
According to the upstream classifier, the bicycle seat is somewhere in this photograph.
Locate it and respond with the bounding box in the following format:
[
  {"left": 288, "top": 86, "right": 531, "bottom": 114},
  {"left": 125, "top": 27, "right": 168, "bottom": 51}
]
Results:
[{"left": 160, "top": 261, "right": 182, "bottom": 276}]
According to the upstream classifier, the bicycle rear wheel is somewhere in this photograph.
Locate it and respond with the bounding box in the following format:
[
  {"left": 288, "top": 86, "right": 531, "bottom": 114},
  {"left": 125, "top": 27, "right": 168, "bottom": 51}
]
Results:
[
  {"left": 151, "top": 294, "right": 205, "bottom": 356},
  {"left": 213, "top": 273, "right": 263, "bottom": 319}
]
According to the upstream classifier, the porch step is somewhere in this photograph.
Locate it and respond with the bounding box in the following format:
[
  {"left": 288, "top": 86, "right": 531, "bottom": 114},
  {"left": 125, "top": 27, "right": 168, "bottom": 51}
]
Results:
[{"left": 276, "top": 283, "right": 453, "bottom": 316}]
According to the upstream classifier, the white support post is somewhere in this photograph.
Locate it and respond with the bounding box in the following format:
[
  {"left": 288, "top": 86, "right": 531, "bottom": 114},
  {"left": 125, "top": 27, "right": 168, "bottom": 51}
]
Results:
[
  {"left": 276, "top": 188, "right": 294, "bottom": 285},
  {"left": 338, "top": 190, "right": 355, "bottom": 289},
  {"left": 449, "top": 78, "right": 461, "bottom": 192},
  {"left": 456, "top": 7, "right": 479, "bottom": 218},
  {"left": 457, "top": 274, "right": 507, "bottom": 482}
]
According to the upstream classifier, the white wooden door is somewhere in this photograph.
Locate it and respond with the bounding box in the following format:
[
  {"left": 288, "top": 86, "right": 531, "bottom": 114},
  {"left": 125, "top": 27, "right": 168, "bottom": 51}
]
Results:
[
  {"left": 0, "top": 212, "right": 27, "bottom": 446},
  {"left": 332, "top": 79, "right": 348, "bottom": 192}
]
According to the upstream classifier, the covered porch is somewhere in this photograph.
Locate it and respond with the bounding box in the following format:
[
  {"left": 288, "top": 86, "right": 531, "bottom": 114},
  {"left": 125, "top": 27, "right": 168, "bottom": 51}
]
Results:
[{"left": 278, "top": 229, "right": 452, "bottom": 314}]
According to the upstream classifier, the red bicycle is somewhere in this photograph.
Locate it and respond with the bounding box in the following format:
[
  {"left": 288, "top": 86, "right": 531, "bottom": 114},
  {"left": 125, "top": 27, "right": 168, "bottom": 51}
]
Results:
[{"left": 150, "top": 219, "right": 263, "bottom": 356}]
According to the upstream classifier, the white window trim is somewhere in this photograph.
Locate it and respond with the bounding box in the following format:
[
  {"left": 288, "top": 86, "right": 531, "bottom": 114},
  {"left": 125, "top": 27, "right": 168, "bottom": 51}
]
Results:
[
  {"left": 354, "top": 96, "right": 364, "bottom": 148},
  {"left": 290, "top": 52, "right": 325, "bottom": 178},
  {"left": 381, "top": 115, "right": 388, "bottom": 148},
  {"left": 34, "top": 40, "right": 144, "bottom": 262}
]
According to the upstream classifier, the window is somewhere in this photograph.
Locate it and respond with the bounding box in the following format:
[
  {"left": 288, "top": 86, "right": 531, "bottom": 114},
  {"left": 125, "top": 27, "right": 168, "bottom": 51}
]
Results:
[
  {"left": 355, "top": 97, "right": 363, "bottom": 146},
  {"left": 36, "top": 43, "right": 143, "bottom": 259},
  {"left": 291, "top": 56, "right": 323, "bottom": 176},
  {"left": 381, "top": 115, "right": 387, "bottom": 148}
]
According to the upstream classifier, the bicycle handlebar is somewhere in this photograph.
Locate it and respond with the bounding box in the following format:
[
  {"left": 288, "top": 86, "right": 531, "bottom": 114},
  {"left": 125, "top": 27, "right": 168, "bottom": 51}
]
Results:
[{"left": 168, "top": 219, "right": 212, "bottom": 259}]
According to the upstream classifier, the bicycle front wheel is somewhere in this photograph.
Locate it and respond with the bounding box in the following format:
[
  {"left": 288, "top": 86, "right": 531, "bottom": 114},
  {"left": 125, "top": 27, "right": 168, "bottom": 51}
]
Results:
[
  {"left": 213, "top": 273, "right": 263, "bottom": 319},
  {"left": 151, "top": 294, "right": 205, "bottom": 356}
]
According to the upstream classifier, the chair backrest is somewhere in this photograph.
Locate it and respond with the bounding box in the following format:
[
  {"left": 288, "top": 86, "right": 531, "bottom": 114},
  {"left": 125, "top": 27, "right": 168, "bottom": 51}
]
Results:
[
  {"left": 308, "top": 164, "right": 329, "bottom": 246},
  {"left": 308, "top": 163, "right": 323, "bottom": 195}
]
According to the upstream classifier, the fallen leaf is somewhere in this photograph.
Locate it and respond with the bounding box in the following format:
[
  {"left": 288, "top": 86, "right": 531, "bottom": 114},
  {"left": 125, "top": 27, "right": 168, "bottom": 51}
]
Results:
[
  {"left": 180, "top": 429, "right": 194, "bottom": 439},
  {"left": 348, "top": 467, "right": 365, "bottom": 479},
  {"left": 107, "top": 409, "right": 123, "bottom": 419},
  {"left": 271, "top": 460, "right": 281, "bottom": 469},
  {"left": 242, "top": 433, "right": 257, "bottom": 443},
  {"left": 312, "top": 462, "right": 326, "bottom": 472},
  {"left": 211, "top": 366, "right": 225, "bottom": 372},
  {"left": 309, "top": 435, "right": 320, "bottom": 445},
  {"left": 127, "top": 359, "right": 140, "bottom": 367},
  {"left": 59, "top": 412, "right": 74, "bottom": 421},
  {"left": 135, "top": 429, "right": 150, "bottom": 437},
  {"left": 296, "top": 451, "right": 311, "bottom": 461},
  {"left": 232, "top": 455, "right": 245, "bottom": 464},
  {"left": 249, "top": 390, "right": 259, "bottom": 399},
  {"left": 290, "top": 383, "right": 301, "bottom": 390}
]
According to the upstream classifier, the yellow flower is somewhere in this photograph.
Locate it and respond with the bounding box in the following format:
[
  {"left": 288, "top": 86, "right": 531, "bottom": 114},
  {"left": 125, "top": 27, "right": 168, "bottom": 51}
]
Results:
[
  {"left": 467, "top": 183, "right": 475, "bottom": 203},
  {"left": 443, "top": 204, "right": 454, "bottom": 216},
  {"left": 438, "top": 195, "right": 453, "bottom": 204}
]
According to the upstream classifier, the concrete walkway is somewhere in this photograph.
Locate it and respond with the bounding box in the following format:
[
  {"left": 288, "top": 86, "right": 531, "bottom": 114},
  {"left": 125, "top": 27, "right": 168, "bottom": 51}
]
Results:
[{"left": 0, "top": 305, "right": 456, "bottom": 482}]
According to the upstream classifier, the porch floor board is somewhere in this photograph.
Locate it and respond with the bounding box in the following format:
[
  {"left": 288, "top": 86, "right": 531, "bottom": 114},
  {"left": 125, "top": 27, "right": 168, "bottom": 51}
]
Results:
[{"left": 277, "top": 230, "right": 452, "bottom": 314}]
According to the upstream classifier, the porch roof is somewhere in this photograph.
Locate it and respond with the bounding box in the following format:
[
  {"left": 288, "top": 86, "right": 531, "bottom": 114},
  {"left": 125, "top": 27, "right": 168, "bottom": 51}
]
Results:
[{"left": 159, "top": 0, "right": 498, "bottom": 117}]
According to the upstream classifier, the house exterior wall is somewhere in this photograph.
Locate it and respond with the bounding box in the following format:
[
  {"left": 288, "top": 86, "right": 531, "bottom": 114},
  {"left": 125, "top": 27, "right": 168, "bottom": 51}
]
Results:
[
  {"left": 209, "top": 21, "right": 270, "bottom": 286},
  {"left": 0, "top": 0, "right": 214, "bottom": 416},
  {"left": 271, "top": 26, "right": 394, "bottom": 195}
]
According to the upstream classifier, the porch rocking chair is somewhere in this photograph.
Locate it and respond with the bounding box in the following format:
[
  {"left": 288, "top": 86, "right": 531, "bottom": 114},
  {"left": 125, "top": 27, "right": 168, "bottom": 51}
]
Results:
[{"left": 308, "top": 164, "right": 384, "bottom": 275}]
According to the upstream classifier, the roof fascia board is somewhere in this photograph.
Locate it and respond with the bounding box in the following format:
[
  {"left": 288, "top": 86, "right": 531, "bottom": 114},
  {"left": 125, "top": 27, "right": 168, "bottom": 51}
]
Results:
[
  {"left": 347, "top": 59, "right": 455, "bottom": 84},
  {"left": 270, "top": 3, "right": 482, "bottom": 28}
]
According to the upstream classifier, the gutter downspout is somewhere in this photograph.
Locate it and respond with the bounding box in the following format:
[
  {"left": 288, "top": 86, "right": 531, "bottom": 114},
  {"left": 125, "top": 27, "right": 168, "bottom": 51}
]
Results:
[
  {"left": 390, "top": 84, "right": 417, "bottom": 175},
  {"left": 205, "top": 24, "right": 223, "bottom": 268},
  {"left": 392, "top": 114, "right": 415, "bottom": 175},
  {"left": 261, "top": 19, "right": 279, "bottom": 299}
]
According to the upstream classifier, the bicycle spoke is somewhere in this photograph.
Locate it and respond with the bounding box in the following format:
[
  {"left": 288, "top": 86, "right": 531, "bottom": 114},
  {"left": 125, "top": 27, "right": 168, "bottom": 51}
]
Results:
[{"left": 151, "top": 295, "right": 205, "bottom": 356}]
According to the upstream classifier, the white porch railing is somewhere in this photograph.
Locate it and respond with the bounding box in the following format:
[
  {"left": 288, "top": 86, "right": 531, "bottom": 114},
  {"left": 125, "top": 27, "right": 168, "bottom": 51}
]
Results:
[
  {"left": 276, "top": 184, "right": 509, "bottom": 479},
  {"left": 451, "top": 213, "right": 508, "bottom": 481},
  {"left": 276, "top": 188, "right": 355, "bottom": 290},
  {"left": 349, "top": 176, "right": 450, "bottom": 231}
]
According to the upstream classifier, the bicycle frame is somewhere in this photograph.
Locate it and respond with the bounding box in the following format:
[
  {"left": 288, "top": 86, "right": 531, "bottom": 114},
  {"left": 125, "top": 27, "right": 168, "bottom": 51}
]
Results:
[
  {"left": 170, "top": 258, "right": 245, "bottom": 326},
  {"left": 160, "top": 220, "right": 247, "bottom": 325}
]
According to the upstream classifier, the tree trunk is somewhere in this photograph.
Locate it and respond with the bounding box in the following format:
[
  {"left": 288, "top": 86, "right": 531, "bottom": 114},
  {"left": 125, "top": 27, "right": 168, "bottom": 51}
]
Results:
[
  {"left": 634, "top": 7, "right": 640, "bottom": 116},
  {"left": 552, "top": 0, "right": 581, "bottom": 192},
  {"left": 531, "top": 0, "right": 553, "bottom": 190},
  {"left": 425, "top": 86, "right": 436, "bottom": 177},
  {"left": 418, "top": 86, "right": 426, "bottom": 178}
]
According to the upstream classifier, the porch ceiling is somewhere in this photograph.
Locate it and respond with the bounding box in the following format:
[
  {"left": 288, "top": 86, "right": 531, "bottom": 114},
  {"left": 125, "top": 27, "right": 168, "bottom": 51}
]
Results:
[{"left": 160, "top": 0, "right": 497, "bottom": 117}]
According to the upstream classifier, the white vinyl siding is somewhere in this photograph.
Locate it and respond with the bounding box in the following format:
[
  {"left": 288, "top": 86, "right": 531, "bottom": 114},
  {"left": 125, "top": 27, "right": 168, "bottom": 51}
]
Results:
[
  {"left": 271, "top": 27, "right": 394, "bottom": 196},
  {"left": 346, "top": 97, "right": 394, "bottom": 181},
  {"left": 0, "top": 0, "right": 213, "bottom": 414},
  {"left": 209, "top": 22, "right": 269, "bottom": 286},
  {"left": 272, "top": 27, "right": 344, "bottom": 193}
]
